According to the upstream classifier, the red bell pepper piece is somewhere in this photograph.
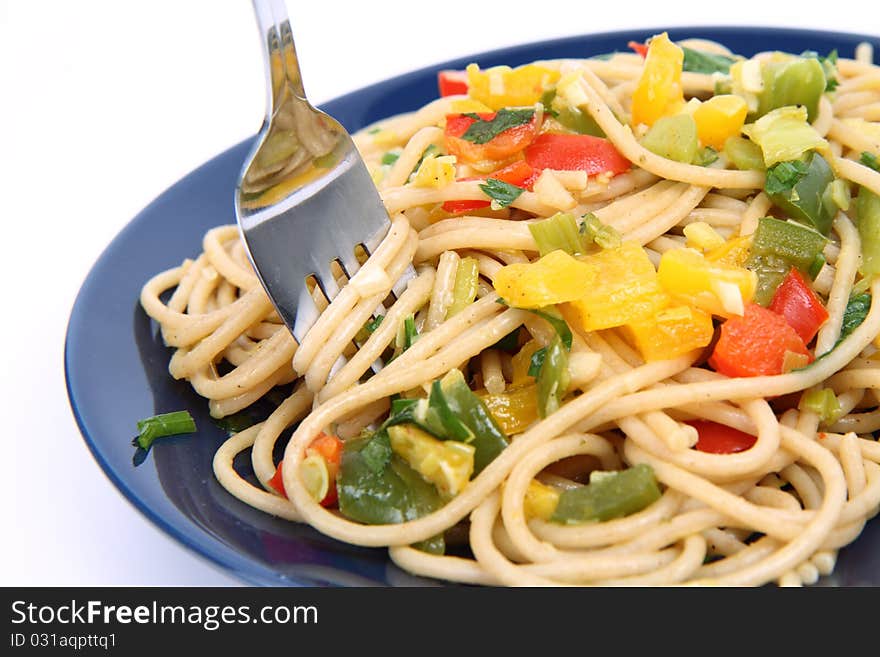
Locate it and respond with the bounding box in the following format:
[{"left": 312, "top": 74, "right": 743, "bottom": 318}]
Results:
[
  {"left": 445, "top": 112, "right": 540, "bottom": 163},
  {"left": 628, "top": 41, "right": 649, "bottom": 58},
  {"left": 524, "top": 133, "right": 630, "bottom": 176},
  {"left": 688, "top": 420, "right": 758, "bottom": 454},
  {"left": 708, "top": 303, "right": 813, "bottom": 377},
  {"left": 768, "top": 268, "right": 829, "bottom": 345},
  {"left": 267, "top": 433, "right": 343, "bottom": 507},
  {"left": 441, "top": 160, "right": 538, "bottom": 214},
  {"left": 438, "top": 70, "right": 469, "bottom": 97}
]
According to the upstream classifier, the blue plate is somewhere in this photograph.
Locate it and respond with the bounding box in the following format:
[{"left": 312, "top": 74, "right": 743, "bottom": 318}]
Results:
[{"left": 66, "top": 26, "right": 880, "bottom": 586}]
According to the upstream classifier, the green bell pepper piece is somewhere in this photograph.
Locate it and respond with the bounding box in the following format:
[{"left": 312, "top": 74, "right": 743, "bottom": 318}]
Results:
[
  {"left": 540, "top": 89, "right": 606, "bottom": 137},
  {"left": 746, "top": 216, "right": 827, "bottom": 305},
  {"left": 756, "top": 57, "right": 826, "bottom": 122},
  {"left": 535, "top": 334, "right": 570, "bottom": 418},
  {"left": 337, "top": 432, "right": 445, "bottom": 554},
  {"left": 550, "top": 464, "right": 662, "bottom": 524}
]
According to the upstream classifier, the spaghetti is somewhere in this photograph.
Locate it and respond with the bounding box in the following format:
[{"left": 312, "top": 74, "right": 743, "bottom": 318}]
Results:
[{"left": 141, "top": 34, "right": 880, "bottom": 586}]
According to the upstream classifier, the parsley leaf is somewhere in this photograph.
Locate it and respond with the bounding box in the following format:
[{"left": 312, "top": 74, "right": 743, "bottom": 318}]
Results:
[
  {"left": 861, "top": 151, "right": 880, "bottom": 173},
  {"left": 839, "top": 293, "right": 872, "bottom": 343},
  {"left": 681, "top": 47, "right": 736, "bottom": 74},
  {"left": 479, "top": 178, "right": 524, "bottom": 208},
  {"left": 764, "top": 160, "right": 810, "bottom": 196},
  {"left": 461, "top": 109, "right": 535, "bottom": 144}
]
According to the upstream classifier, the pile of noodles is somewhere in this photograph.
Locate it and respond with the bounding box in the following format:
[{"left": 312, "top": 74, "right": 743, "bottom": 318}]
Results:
[{"left": 140, "top": 38, "right": 880, "bottom": 586}]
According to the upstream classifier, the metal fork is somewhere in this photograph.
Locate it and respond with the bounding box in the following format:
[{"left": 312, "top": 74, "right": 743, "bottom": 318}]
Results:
[{"left": 235, "top": 0, "right": 401, "bottom": 342}]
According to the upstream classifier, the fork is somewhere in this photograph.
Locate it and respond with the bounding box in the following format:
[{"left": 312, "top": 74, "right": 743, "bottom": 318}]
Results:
[{"left": 235, "top": 0, "right": 404, "bottom": 342}]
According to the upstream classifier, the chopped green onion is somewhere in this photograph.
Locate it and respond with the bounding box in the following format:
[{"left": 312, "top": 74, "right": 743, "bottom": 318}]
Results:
[
  {"left": 550, "top": 463, "right": 662, "bottom": 524},
  {"left": 580, "top": 212, "right": 622, "bottom": 249},
  {"left": 529, "top": 212, "right": 586, "bottom": 256},
  {"left": 765, "top": 159, "right": 809, "bottom": 196},
  {"left": 446, "top": 257, "right": 480, "bottom": 318},
  {"left": 535, "top": 334, "right": 570, "bottom": 418},
  {"left": 800, "top": 388, "right": 844, "bottom": 424},
  {"left": 133, "top": 411, "right": 197, "bottom": 450},
  {"left": 723, "top": 136, "right": 766, "bottom": 171},
  {"left": 857, "top": 186, "right": 880, "bottom": 277},
  {"left": 381, "top": 150, "right": 401, "bottom": 166},
  {"left": 694, "top": 146, "right": 719, "bottom": 167}
]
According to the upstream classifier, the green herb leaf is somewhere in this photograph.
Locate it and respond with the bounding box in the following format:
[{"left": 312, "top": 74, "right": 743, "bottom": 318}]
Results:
[
  {"left": 681, "top": 47, "right": 736, "bottom": 74},
  {"left": 460, "top": 109, "right": 535, "bottom": 144},
  {"left": 526, "top": 307, "right": 573, "bottom": 350},
  {"left": 360, "top": 431, "right": 393, "bottom": 473},
  {"left": 861, "top": 151, "right": 880, "bottom": 173},
  {"left": 580, "top": 212, "right": 622, "bottom": 249},
  {"left": 528, "top": 347, "right": 548, "bottom": 377},
  {"left": 839, "top": 292, "right": 872, "bottom": 343},
  {"left": 133, "top": 411, "right": 197, "bottom": 450},
  {"left": 764, "top": 159, "right": 810, "bottom": 196},
  {"left": 479, "top": 178, "right": 524, "bottom": 208},
  {"left": 365, "top": 314, "right": 384, "bottom": 333},
  {"left": 381, "top": 151, "right": 400, "bottom": 166}
]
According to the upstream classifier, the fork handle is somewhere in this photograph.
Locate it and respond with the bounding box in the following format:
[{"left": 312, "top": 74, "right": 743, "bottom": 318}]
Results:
[{"left": 252, "top": 0, "right": 307, "bottom": 115}]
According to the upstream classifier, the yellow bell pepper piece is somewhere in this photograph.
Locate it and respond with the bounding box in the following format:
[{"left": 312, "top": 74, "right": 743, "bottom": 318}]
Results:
[
  {"left": 705, "top": 235, "right": 753, "bottom": 268},
  {"left": 412, "top": 154, "right": 457, "bottom": 188},
  {"left": 466, "top": 63, "right": 560, "bottom": 111},
  {"left": 561, "top": 241, "right": 666, "bottom": 332},
  {"left": 622, "top": 304, "right": 714, "bottom": 361},
  {"left": 524, "top": 480, "right": 561, "bottom": 521},
  {"left": 387, "top": 424, "right": 475, "bottom": 497},
  {"left": 511, "top": 340, "right": 542, "bottom": 386},
  {"left": 631, "top": 33, "right": 685, "bottom": 128},
  {"left": 478, "top": 384, "right": 539, "bottom": 435},
  {"left": 693, "top": 94, "right": 749, "bottom": 150},
  {"left": 658, "top": 247, "right": 757, "bottom": 317},
  {"left": 493, "top": 250, "right": 597, "bottom": 309}
]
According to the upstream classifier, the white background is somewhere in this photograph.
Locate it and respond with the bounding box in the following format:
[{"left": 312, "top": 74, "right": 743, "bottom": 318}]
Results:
[{"left": 1, "top": 1, "right": 876, "bottom": 586}]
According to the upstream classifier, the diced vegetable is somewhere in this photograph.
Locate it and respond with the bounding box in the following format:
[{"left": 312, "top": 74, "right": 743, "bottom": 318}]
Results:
[
  {"left": 622, "top": 304, "right": 715, "bottom": 361},
  {"left": 493, "top": 250, "right": 597, "bottom": 308},
  {"left": 511, "top": 339, "right": 542, "bottom": 385},
  {"left": 268, "top": 433, "right": 343, "bottom": 507},
  {"left": 528, "top": 212, "right": 586, "bottom": 256},
  {"left": 631, "top": 32, "right": 685, "bottom": 127},
  {"left": 534, "top": 333, "right": 571, "bottom": 418},
  {"left": 657, "top": 247, "right": 757, "bottom": 317},
  {"left": 688, "top": 420, "right": 757, "bottom": 454},
  {"left": 765, "top": 152, "right": 836, "bottom": 235},
  {"left": 445, "top": 110, "right": 539, "bottom": 163},
  {"left": 478, "top": 384, "right": 539, "bottom": 435},
  {"left": 133, "top": 410, "right": 197, "bottom": 450},
  {"left": 338, "top": 433, "right": 444, "bottom": 553},
  {"left": 723, "top": 136, "right": 766, "bottom": 171},
  {"left": 768, "top": 268, "right": 829, "bottom": 344},
  {"left": 706, "top": 235, "right": 754, "bottom": 268},
  {"left": 741, "top": 106, "right": 828, "bottom": 167},
  {"left": 857, "top": 185, "right": 880, "bottom": 278},
  {"left": 708, "top": 303, "right": 812, "bottom": 377},
  {"left": 412, "top": 154, "right": 457, "bottom": 188},
  {"left": 447, "top": 257, "right": 479, "bottom": 318},
  {"left": 524, "top": 480, "right": 561, "bottom": 520},
  {"left": 541, "top": 87, "right": 606, "bottom": 137},
  {"left": 524, "top": 133, "right": 630, "bottom": 176},
  {"left": 561, "top": 242, "right": 667, "bottom": 331},
  {"left": 387, "top": 424, "right": 475, "bottom": 497},
  {"left": 580, "top": 212, "right": 622, "bottom": 249},
  {"left": 745, "top": 216, "right": 827, "bottom": 305},
  {"left": 465, "top": 62, "right": 560, "bottom": 111},
  {"left": 862, "top": 151, "right": 880, "bottom": 172},
  {"left": 693, "top": 95, "right": 748, "bottom": 150},
  {"left": 438, "top": 70, "right": 469, "bottom": 97},
  {"left": 640, "top": 114, "right": 699, "bottom": 163},
  {"left": 799, "top": 388, "right": 844, "bottom": 424},
  {"left": 550, "top": 464, "right": 662, "bottom": 524},
  {"left": 756, "top": 56, "right": 827, "bottom": 122},
  {"left": 627, "top": 40, "right": 649, "bottom": 58},
  {"left": 683, "top": 222, "right": 725, "bottom": 252}
]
